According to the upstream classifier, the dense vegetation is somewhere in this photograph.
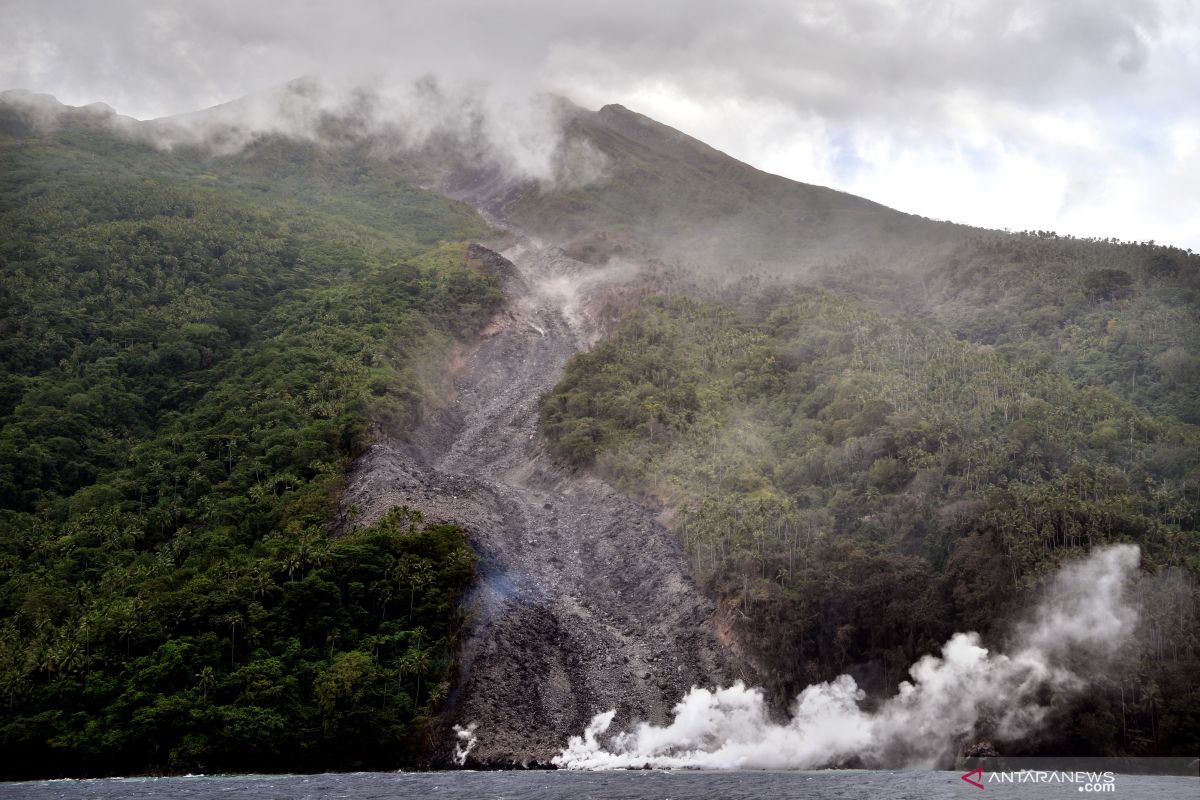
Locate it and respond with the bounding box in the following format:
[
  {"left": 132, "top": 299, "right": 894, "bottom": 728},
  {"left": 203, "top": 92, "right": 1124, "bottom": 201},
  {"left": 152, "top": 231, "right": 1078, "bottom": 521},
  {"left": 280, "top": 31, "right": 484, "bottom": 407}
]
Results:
[
  {"left": 813, "top": 231, "right": 1200, "bottom": 424},
  {"left": 0, "top": 120, "right": 497, "bottom": 778},
  {"left": 542, "top": 263, "right": 1200, "bottom": 756},
  {"left": 3, "top": 91, "right": 1198, "bottom": 775}
]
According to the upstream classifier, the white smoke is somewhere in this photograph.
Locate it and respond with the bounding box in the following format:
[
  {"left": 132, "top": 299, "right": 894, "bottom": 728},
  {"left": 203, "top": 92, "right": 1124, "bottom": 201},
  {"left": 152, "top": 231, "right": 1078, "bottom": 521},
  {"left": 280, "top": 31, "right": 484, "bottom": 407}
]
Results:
[
  {"left": 452, "top": 722, "right": 479, "bottom": 766},
  {"left": 146, "top": 75, "right": 609, "bottom": 188},
  {"left": 554, "top": 544, "right": 1142, "bottom": 770},
  {"left": 1, "top": 77, "right": 610, "bottom": 190}
]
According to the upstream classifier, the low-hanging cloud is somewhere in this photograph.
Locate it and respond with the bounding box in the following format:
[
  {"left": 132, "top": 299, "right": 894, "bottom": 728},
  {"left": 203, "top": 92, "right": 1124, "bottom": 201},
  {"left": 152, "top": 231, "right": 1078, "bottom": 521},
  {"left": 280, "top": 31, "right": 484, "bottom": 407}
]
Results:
[
  {"left": 1, "top": 1, "right": 1197, "bottom": 247},
  {"left": 1, "top": 76, "right": 610, "bottom": 190},
  {"left": 554, "top": 544, "right": 1142, "bottom": 770},
  {"left": 149, "top": 76, "right": 609, "bottom": 187}
]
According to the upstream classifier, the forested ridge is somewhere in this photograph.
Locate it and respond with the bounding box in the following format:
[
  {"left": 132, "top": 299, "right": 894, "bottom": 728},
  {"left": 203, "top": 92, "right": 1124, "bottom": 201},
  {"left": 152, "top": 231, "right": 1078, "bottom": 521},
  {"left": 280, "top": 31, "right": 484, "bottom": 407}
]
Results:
[
  {"left": 0, "top": 120, "right": 498, "bottom": 777},
  {"left": 813, "top": 231, "right": 1200, "bottom": 424},
  {"left": 542, "top": 242, "right": 1200, "bottom": 756}
]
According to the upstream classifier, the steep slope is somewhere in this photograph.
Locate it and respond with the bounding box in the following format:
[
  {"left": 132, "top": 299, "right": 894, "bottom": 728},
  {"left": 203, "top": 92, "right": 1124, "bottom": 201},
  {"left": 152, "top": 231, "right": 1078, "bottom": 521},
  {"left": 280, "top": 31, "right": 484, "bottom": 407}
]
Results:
[
  {"left": 0, "top": 87, "right": 749, "bottom": 773},
  {"left": 507, "top": 103, "right": 969, "bottom": 271},
  {"left": 339, "top": 242, "right": 735, "bottom": 765},
  {"left": 10, "top": 81, "right": 969, "bottom": 275},
  {"left": 0, "top": 99, "right": 502, "bottom": 777},
  {"left": 4, "top": 83, "right": 1197, "bottom": 771},
  {"left": 539, "top": 279, "right": 1200, "bottom": 757},
  {"left": 393, "top": 95, "right": 972, "bottom": 274}
]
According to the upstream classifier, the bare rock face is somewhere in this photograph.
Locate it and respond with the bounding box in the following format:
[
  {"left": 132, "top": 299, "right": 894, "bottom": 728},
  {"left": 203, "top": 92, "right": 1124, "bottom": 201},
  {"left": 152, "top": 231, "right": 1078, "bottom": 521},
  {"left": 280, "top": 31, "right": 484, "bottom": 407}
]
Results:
[{"left": 339, "top": 241, "right": 737, "bottom": 766}]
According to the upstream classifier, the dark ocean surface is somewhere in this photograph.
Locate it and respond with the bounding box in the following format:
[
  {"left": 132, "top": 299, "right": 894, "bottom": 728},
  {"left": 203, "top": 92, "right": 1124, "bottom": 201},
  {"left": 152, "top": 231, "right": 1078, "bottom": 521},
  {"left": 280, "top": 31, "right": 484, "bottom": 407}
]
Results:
[{"left": 2, "top": 770, "right": 1196, "bottom": 800}]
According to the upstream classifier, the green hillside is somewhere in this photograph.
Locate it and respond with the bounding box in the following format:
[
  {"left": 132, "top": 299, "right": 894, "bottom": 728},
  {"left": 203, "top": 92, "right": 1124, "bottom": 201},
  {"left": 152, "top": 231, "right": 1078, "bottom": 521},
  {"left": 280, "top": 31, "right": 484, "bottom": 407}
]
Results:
[
  {"left": 542, "top": 273, "right": 1200, "bottom": 755},
  {"left": 526, "top": 103, "right": 1200, "bottom": 758},
  {"left": 2, "top": 86, "right": 1197, "bottom": 774},
  {"left": 0, "top": 110, "right": 496, "bottom": 777}
]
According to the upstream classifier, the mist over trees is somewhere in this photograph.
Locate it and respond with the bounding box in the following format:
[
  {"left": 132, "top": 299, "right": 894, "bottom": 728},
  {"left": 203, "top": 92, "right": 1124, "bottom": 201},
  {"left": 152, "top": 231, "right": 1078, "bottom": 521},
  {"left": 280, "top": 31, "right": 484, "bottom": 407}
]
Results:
[
  {"left": 542, "top": 245, "right": 1200, "bottom": 756},
  {"left": 0, "top": 81, "right": 1197, "bottom": 777}
]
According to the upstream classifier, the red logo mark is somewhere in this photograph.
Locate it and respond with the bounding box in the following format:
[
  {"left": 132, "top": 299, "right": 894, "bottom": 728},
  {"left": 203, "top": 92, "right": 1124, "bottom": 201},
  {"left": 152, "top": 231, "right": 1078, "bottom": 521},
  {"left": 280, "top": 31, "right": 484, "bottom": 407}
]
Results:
[{"left": 961, "top": 767, "right": 984, "bottom": 789}]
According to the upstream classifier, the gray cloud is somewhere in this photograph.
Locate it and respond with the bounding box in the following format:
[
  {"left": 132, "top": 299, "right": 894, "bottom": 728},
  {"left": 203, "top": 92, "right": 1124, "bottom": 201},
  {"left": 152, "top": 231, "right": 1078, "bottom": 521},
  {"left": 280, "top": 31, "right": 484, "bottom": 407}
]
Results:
[
  {"left": 2, "top": 1, "right": 1182, "bottom": 121},
  {"left": 2, "top": 0, "right": 1197, "bottom": 247}
]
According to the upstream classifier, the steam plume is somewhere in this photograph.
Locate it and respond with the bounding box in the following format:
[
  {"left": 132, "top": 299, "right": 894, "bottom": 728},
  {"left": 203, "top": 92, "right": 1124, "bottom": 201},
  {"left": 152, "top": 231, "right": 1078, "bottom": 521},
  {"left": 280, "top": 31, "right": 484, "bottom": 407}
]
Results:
[
  {"left": 554, "top": 544, "right": 1141, "bottom": 770},
  {"left": 452, "top": 722, "right": 479, "bottom": 766},
  {"left": 146, "top": 76, "right": 604, "bottom": 184},
  {"left": 1, "top": 76, "right": 610, "bottom": 191}
]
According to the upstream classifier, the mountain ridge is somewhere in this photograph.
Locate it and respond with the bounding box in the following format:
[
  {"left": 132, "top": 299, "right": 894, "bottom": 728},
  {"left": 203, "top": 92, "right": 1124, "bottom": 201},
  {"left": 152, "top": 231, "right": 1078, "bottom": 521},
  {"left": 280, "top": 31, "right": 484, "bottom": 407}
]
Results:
[{"left": 1, "top": 83, "right": 973, "bottom": 266}]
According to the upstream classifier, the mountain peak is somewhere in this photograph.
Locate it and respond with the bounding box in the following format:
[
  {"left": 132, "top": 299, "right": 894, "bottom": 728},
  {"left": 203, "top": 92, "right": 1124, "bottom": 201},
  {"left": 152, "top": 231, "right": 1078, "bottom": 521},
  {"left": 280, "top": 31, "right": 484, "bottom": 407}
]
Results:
[
  {"left": 1, "top": 88, "right": 134, "bottom": 136},
  {"left": 1, "top": 88, "right": 65, "bottom": 109}
]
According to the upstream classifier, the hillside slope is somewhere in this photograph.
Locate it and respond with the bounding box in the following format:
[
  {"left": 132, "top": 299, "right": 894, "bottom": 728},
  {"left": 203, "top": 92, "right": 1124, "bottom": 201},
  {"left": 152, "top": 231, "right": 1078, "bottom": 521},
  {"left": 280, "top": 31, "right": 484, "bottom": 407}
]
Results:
[
  {"left": 0, "top": 95, "right": 500, "bottom": 777},
  {"left": 541, "top": 281, "right": 1200, "bottom": 756},
  {"left": 339, "top": 242, "right": 733, "bottom": 765},
  {"left": 2, "top": 84, "right": 1197, "bottom": 770},
  {"left": 507, "top": 102, "right": 969, "bottom": 271}
]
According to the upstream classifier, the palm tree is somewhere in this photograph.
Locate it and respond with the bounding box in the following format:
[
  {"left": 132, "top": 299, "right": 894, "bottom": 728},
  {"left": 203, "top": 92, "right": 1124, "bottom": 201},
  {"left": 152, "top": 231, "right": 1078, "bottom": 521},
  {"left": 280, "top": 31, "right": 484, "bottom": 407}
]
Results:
[
  {"left": 408, "top": 564, "right": 432, "bottom": 620},
  {"left": 117, "top": 614, "right": 138, "bottom": 659},
  {"left": 0, "top": 669, "right": 30, "bottom": 713},
  {"left": 215, "top": 612, "right": 242, "bottom": 669},
  {"left": 196, "top": 666, "right": 215, "bottom": 702},
  {"left": 326, "top": 628, "right": 340, "bottom": 662},
  {"left": 250, "top": 566, "right": 273, "bottom": 599},
  {"left": 58, "top": 641, "right": 84, "bottom": 675},
  {"left": 80, "top": 619, "right": 91, "bottom": 672},
  {"left": 402, "top": 645, "right": 431, "bottom": 711}
]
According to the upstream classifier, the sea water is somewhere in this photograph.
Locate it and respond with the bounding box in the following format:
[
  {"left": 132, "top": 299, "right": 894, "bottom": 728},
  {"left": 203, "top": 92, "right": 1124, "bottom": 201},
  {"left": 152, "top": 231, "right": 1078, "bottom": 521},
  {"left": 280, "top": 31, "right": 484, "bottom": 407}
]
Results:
[{"left": 2, "top": 770, "right": 1196, "bottom": 800}]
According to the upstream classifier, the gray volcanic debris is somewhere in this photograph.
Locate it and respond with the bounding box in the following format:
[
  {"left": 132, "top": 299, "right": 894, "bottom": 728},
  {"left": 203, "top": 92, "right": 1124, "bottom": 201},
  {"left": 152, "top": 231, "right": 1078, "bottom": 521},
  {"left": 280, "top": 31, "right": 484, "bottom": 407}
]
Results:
[{"left": 338, "top": 242, "right": 736, "bottom": 765}]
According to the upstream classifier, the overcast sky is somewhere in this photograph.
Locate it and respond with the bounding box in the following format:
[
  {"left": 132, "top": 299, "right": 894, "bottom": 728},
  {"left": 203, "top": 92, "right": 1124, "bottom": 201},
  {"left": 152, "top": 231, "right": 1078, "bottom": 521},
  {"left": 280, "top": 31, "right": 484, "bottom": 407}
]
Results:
[{"left": 4, "top": 0, "right": 1198, "bottom": 249}]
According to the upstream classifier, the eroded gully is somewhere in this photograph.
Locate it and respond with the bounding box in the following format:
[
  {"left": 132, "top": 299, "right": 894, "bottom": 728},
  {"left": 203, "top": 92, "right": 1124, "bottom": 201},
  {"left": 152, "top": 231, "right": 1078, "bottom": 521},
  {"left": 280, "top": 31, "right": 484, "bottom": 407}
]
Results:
[{"left": 338, "top": 236, "right": 736, "bottom": 765}]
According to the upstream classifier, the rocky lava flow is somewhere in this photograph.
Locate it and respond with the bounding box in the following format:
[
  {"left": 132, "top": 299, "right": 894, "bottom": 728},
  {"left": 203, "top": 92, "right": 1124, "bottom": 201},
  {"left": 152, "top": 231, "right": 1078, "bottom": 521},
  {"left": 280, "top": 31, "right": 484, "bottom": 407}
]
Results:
[{"left": 338, "top": 241, "right": 734, "bottom": 766}]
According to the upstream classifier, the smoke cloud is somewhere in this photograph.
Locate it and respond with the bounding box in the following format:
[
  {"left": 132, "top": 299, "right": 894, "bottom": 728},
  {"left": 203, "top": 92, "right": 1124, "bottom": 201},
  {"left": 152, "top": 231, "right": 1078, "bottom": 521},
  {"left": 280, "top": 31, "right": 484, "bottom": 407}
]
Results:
[
  {"left": 150, "top": 76, "right": 609, "bottom": 186},
  {"left": 452, "top": 722, "right": 479, "bottom": 766},
  {"left": 3, "top": 1, "right": 1197, "bottom": 248},
  {"left": 554, "top": 544, "right": 1142, "bottom": 770},
  {"left": 1, "top": 77, "right": 610, "bottom": 190}
]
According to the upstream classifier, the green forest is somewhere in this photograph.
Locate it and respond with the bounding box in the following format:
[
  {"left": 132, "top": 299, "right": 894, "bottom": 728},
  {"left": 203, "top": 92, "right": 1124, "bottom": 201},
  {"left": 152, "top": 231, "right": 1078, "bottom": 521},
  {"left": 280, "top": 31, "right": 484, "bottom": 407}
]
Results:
[
  {"left": 2, "top": 93, "right": 1199, "bottom": 778},
  {"left": 542, "top": 244, "right": 1200, "bottom": 756},
  {"left": 0, "top": 121, "right": 498, "bottom": 778}
]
